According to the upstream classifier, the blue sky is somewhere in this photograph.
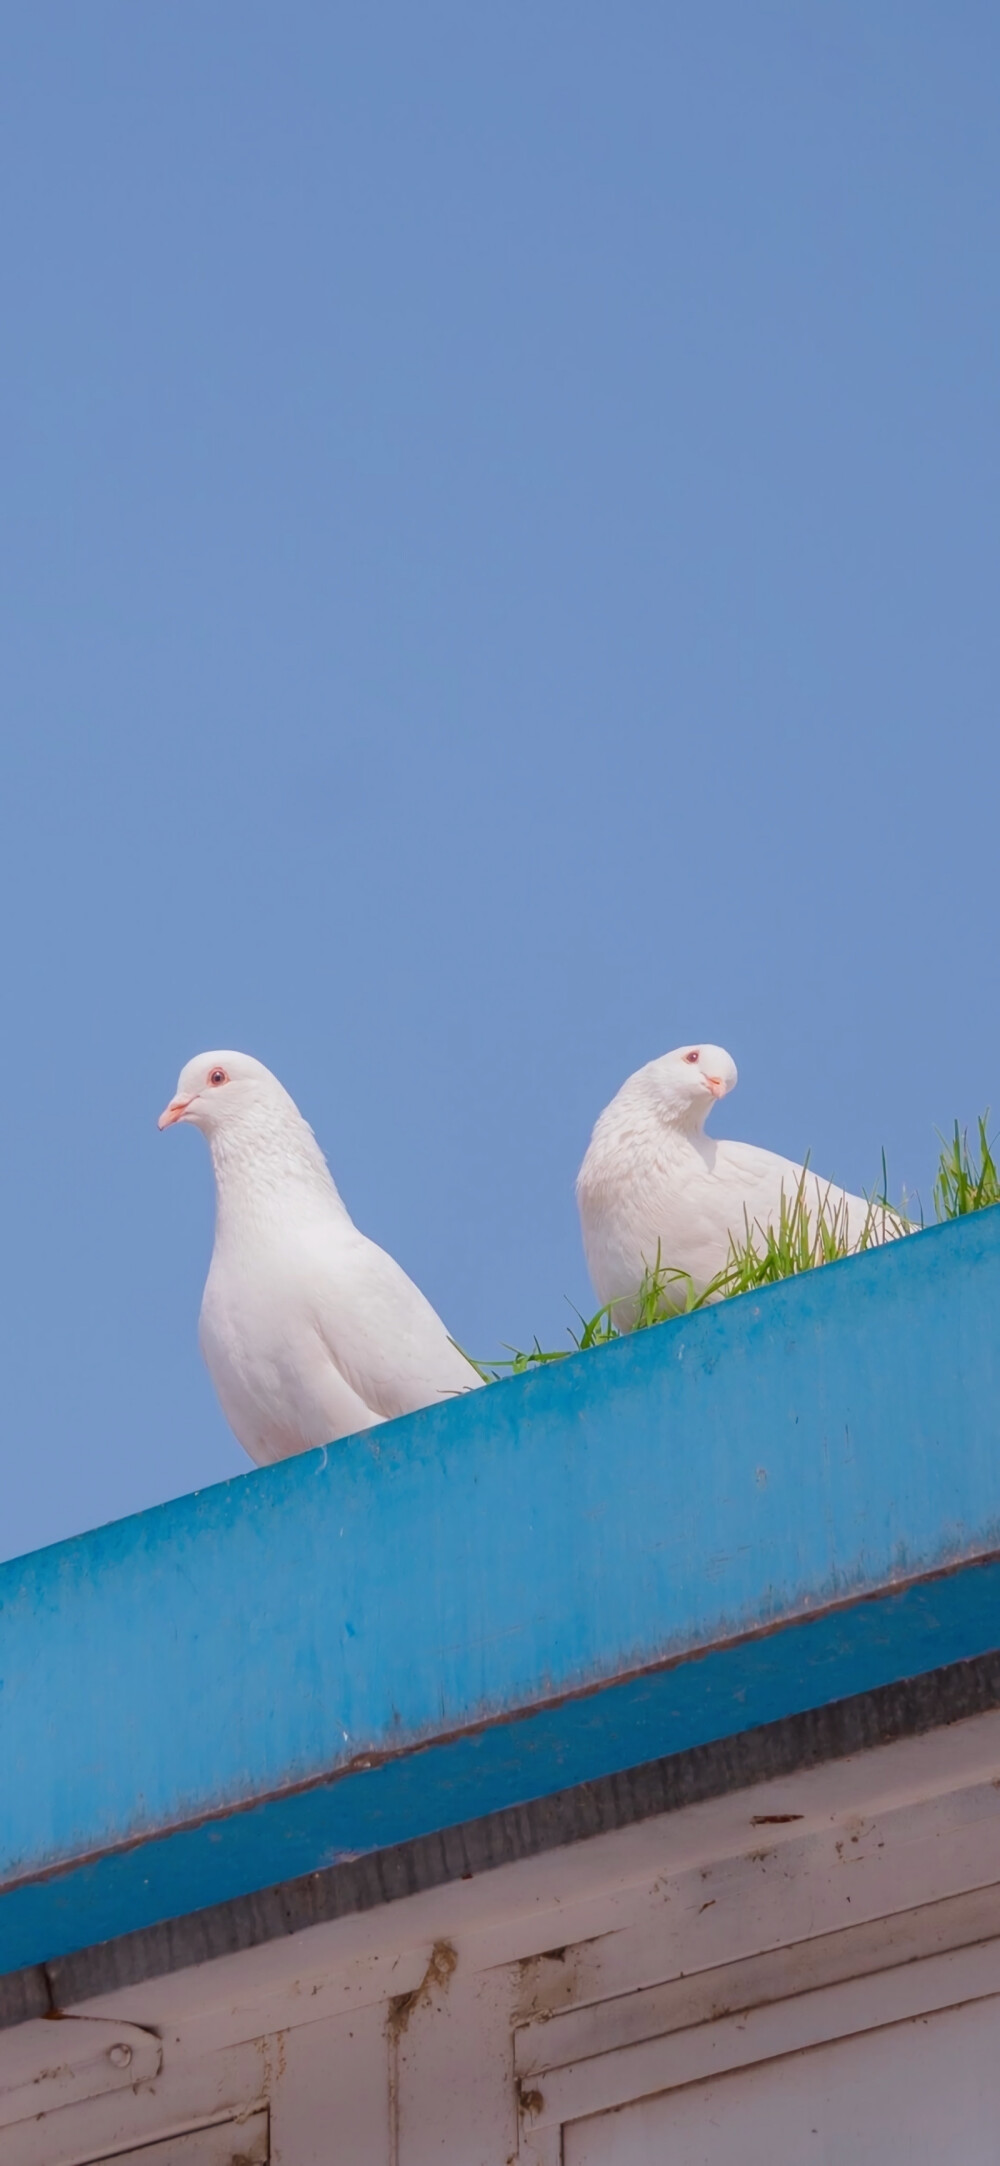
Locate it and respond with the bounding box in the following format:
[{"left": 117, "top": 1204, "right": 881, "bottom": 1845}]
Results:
[{"left": 1, "top": 6, "right": 997, "bottom": 1561}]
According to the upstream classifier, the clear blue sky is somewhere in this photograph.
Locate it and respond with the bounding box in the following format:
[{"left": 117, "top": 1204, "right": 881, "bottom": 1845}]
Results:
[{"left": 1, "top": 6, "right": 997, "bottom": 1562}]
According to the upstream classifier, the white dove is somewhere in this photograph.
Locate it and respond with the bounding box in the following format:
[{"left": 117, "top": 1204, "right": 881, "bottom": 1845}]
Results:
[
  {"left": 159, "top": 1050, "right": 482, "bottom": 1464},
  {"left": 577, "top": 1042, "right": 905, "bottom": 1328}
]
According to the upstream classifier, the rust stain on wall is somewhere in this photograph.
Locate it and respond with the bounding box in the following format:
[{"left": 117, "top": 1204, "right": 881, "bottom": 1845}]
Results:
[{"left": 387, "top": 1939, "right": 458, "bottom": 2037}]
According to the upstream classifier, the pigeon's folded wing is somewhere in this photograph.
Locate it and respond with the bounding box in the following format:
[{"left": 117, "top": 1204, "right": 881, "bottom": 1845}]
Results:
[
  {"left": 713, "top": 1137, "right": 806, "bottom": 1196},
  {"left": 311, "top": 1231, "right": 483, "bottom": 1422},
  {"left": 714, "top": 1139, "right": 903, "bottom": 1244}
]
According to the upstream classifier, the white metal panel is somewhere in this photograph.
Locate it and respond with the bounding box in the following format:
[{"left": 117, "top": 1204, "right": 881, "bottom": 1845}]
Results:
[
  {"left": 515, "top": 1878, "right": 1000, "bottom": 2078},
  {"left": 268, "top": 2003, "right": 391, "bottom": 2166},
  {"left": 525, "top": 1937, "right": 1000, "bottom": 2130},
  {"left": 566, "top": 1997, "right": 1000, "bottom": 2165},
  {"left": 393, "top": 1944, "right": 518, "bottom": 2166},
  {"left": 516, "top": 1772, "right": 1000, "bottom": 2031},
  {"left": 91, "top": 2113, "right": 268, "bottom": 2166},
  {"left": 0, "top": 2016, "right": 162, "bottom": 2128},
  {"left": 3, "top": 2038, "right": 267, "bottom": 2166}
]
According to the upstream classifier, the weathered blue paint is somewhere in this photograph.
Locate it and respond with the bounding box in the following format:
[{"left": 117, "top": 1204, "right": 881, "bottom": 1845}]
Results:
[
  {"left": 4, "top": 1558, "right": 1000, "bottom": 1975},
  {"left": 2, "top": 1209, "right": 1000, "bottom": 1973}
]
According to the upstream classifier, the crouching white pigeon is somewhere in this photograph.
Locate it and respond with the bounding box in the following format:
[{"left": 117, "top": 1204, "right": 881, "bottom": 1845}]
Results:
[
  {"left": 577, "top": 1042, "right": 906, "bottom": 1329},
  {"left": 159, "top": 1050, "right": 482, "bottom": 1464}
]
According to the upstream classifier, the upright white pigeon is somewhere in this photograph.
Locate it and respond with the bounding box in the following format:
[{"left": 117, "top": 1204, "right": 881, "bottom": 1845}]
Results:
[
  {"left": 577, "top": 1042, "right": 905, "bottom": 1328},
  {"left": 159, "top": 1050, "right": 482, "bottom": 1464}
]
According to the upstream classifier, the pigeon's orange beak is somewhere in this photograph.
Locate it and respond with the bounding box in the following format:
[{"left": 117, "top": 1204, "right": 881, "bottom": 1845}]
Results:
[
  {"left": 704, "top": 1074, "right": 727, "bottom": 1098},
  {"left": 158, "top": 1096, "right": 192, "bottom": 1130}
]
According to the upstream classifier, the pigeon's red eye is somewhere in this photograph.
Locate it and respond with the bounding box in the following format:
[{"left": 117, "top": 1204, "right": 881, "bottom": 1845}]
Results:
[
  {"left": 208, "top": 1068, "right": 229, "bottom": 1087},
  {"left": 684, "top": 1050, "right": 700, "bottom": 1064}
]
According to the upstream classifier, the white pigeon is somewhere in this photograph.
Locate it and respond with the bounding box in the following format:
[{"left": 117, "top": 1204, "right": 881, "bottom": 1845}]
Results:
[
  {"left": 577, "top": 1042, "right": 905, "bottom": 1328},
  {"left": 159, "top": 1050, "right": 482, "bottom": 1464}
]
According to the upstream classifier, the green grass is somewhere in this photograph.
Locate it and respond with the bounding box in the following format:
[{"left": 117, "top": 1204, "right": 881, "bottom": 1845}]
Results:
[
  {"left": 465, "top": 1114, "right": 998, "bottom": 1381},
  {"left": 933, "top": 1114, "right": 1000, "bottom": 1220}
]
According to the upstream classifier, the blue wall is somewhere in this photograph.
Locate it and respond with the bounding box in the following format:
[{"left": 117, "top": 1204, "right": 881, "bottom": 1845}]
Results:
[{"left": 3, "top": 1210, "right": 1000, "bottom": 1970}]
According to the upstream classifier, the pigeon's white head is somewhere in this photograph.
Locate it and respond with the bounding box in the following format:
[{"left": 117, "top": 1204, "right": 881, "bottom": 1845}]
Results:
[
  {"left": 158, "top": 1050, "right": 296, "bottom": 1141},
  {"left": 645, "top": 1043, "right": 738, "bottom": 1130},
  {"left": 159, "top": 1051, "right": 339, "bottom": 1208}
]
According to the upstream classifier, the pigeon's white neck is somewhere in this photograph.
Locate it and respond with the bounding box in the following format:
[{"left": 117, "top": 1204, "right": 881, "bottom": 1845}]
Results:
[
  {"left": 624, "top": 1067, "right": 714, "bottom": 1143},
  {"left": 579, "top": 1071, "right": 716, "bottom": 1209},
  {"left": 205, "top": 1095, "right": 350, "bottom": 1237}
]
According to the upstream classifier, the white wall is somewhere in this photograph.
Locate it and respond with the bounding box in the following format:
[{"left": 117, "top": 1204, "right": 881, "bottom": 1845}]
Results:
[{"left": 7, "top": 1705, "right": 1000, "bottom": 2166}]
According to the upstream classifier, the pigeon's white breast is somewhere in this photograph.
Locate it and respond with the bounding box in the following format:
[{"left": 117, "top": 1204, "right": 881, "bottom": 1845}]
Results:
[
  {"left": 580, "top": 1131, "right": 736, "bottom": 1315},
  {"left": 199, "top": 1237, "right": 378, "bottom": 1465}
]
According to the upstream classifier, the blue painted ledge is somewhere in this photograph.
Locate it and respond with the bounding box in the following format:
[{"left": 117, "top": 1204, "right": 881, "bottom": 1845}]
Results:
[{"left": 3, "top": 1209, "right": 1000, "bottom": 1974}]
